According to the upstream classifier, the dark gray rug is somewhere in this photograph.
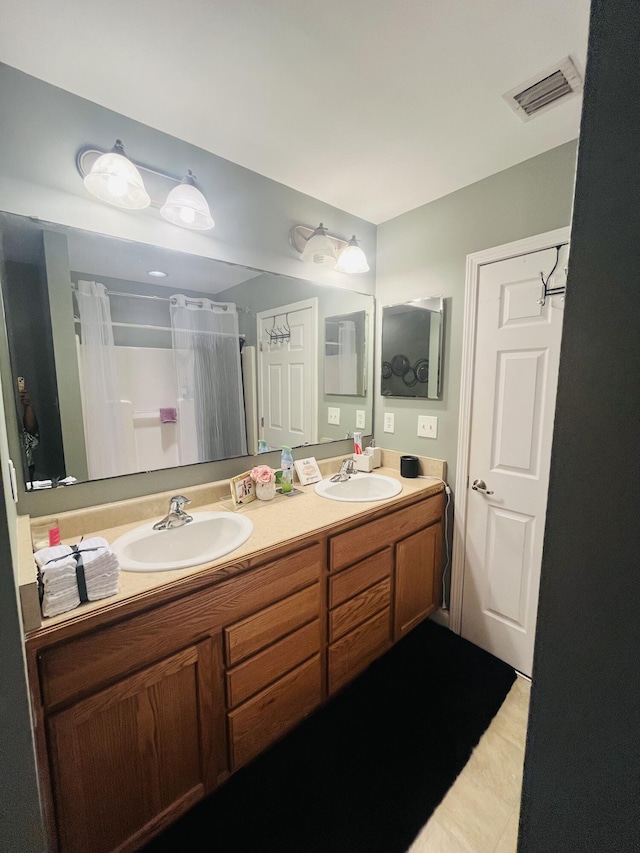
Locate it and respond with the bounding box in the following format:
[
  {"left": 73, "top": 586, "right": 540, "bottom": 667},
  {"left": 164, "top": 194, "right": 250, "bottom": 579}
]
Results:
[{"left": 143, "top": 620, "right": 516, "bottom": 853}]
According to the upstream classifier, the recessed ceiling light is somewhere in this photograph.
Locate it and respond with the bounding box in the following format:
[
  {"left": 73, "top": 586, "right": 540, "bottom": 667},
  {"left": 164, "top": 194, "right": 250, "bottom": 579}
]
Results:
[{"left": 147, "top": 270, "right": 168, "bottom": 277}]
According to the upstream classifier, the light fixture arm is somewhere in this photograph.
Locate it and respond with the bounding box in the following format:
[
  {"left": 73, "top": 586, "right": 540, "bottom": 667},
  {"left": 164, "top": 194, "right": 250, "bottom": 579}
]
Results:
[{"left": 289, "top": 223, "right": 348, "bottom": 255}]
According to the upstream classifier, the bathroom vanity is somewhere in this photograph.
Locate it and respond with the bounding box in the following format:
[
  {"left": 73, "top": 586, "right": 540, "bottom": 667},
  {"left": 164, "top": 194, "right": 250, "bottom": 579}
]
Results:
[{"left": 22, "top": 466, "right": 444, "bottom": 853}]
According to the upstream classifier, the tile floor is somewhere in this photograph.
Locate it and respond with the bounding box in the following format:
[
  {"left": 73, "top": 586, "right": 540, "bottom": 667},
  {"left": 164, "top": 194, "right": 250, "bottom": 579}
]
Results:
[{"left": 408, "top": 673, "right": 531, "bottom": 853}]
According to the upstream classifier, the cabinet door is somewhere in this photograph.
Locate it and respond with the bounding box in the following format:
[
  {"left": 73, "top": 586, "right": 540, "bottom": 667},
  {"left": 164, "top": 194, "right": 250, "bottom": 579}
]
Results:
[
  {"left": 394, "top": 522, "right": 443, "bottom": 640},
  {"left": 48, "top": 641, "right": 219, "bottom": 853}
]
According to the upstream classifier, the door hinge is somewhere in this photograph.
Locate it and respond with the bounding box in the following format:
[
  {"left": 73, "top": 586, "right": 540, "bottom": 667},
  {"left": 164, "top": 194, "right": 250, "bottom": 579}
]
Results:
[
  {"left": 259, "top": 341, "right": 263, "bottom": 352},
  {"left": 261, "top": 417, "right": 264, "bottom": 427},
  {"left": 466, "top": 475, "right": 469, "bottom": 489}
]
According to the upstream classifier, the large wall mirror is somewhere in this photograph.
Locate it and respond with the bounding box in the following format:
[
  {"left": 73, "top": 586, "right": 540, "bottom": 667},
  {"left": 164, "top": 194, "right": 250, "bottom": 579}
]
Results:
[
  {"left": 0, "top": 211, "right": 374, "bottom": 491},
  {"left": 381, "top": 297, "right": 444, "bottom": 399}
]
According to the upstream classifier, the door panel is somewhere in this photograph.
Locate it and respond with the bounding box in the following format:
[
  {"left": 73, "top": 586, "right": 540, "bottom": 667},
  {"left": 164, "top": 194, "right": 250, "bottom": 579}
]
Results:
[
  {"left": 493, "top": 349, "right": 545, "bottom": 473},
  {"left": 461, "top": 246, "right": 567, "bottom": 675},
  {"left": 485, "top": 506, "right": 534, "bottom": 626},
  {"left": 258, "top": 301, "right": 317, "bottom": 450}
]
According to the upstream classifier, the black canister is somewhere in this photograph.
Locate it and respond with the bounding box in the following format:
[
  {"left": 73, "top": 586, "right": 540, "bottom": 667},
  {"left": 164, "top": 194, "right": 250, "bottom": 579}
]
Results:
[{"left": 400, "top": 455, "right": 419, "bottom": 478}]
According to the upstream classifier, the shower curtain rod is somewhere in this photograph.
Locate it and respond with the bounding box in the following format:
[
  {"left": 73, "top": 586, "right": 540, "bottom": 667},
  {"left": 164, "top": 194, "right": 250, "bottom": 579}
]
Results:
[{"left": 71, "top": 285, "right": 250, "bottom": 312}]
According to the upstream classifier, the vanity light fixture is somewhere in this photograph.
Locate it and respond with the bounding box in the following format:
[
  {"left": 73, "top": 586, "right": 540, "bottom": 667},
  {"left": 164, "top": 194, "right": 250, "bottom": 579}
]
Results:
[
  {"left": 290, "top": 223, "right": 369, "bottom": 274},
  {"left": 82, "top": 140, "right": 151, "bottom": 210},
  {"left": 299, "top": 223, "right": 338, "bottom": 267},
  {"left": 335, "top": 235, "right": 370, "bottom": 274},
  {"left": 77, "top": 144, "right": 214, "bottom": 231},
  {"left": 160, "top": 171, "right": 215, "bottom": 231}
]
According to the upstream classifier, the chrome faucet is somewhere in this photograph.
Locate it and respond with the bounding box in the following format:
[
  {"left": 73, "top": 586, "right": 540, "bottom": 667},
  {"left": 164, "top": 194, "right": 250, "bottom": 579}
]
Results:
[
  {"left": 153, "top": 495, "right": 193, "bottom": 530},
  {"left": 330, "top": 458, "right": 357, "bottom": 482}
]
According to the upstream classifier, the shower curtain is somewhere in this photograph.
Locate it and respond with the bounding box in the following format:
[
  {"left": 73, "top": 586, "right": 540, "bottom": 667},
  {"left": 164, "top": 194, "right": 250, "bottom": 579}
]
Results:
[
  {"left": 325, "top": 319, "right": 358, "bottom": 395},
  {"left": 76, "top": 280, "right": 128, "bottom": 479},
  {"left": 338, "top": 319, "right": 358, "bottom": 394},
  {"left": 170, "top": 295, "right": 247, "bottom": 464}
]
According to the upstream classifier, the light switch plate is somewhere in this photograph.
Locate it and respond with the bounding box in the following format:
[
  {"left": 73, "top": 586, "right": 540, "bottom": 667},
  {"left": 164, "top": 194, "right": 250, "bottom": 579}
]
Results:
[
  {"left": 356, "top": 410, "right": 366, "bottom": 429},
  {"left": 417, "top": 415, "right": 438, "bottom": 438},
  {"left": 328, "top": 407, "right": 340, "bottom": 425},
  {"left": 383, "top": 412, "right": 395, "bottom": 433}
]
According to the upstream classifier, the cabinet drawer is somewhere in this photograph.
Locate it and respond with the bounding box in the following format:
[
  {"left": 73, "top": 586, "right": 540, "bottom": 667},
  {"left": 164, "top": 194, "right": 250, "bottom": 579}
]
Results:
[
  {"left": 226, "top": 619, "right": 320, "bottom": 709},
  {"left": 329, "top": 578, "right": 391, "bottom": 643},
  {"left": 224, "top": 583, "right": 319, "bottom": 666},
  {"left": 38, "top": 544, "right": 321, "bottom": 709},
  {"left": 228, "top": 654, "right": 322, "bottom": 769},
  {"left": 329, "top": 495, "right": 444, "bottom": 571},
  {"left": 328, "top": 608, "right": 391, "bottom": 694},
  {"left": 329, "top": 548, "right": 392, "bottom": 609}
]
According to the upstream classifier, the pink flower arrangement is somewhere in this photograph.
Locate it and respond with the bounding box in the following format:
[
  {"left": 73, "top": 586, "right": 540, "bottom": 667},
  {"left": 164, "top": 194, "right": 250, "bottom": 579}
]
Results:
[{"left": 250, "top": 464, "right": 276, "bottom": 485}]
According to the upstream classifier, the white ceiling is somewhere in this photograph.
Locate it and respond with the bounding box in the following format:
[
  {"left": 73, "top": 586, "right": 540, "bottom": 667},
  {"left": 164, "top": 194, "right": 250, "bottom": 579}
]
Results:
[{"left": 0, "top": 0, "right": 591, "bottom": 224}]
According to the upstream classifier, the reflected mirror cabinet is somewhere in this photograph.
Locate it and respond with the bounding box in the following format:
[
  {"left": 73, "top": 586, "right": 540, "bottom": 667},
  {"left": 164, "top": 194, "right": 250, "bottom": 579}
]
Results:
[
  {"left": 381, "top": 298, "right": 445, "bottom": 400},
  {"left": 0, "top": 211, "right": 374, "bottom": 494}
]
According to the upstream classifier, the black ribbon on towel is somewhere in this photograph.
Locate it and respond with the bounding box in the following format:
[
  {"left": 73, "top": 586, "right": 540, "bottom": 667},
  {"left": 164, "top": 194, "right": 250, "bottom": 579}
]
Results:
[
  {"left": 72, "top": 545, "right": 89, "bottom": 603},
  {"left": 44, "top": 544, "right": 102, "bottom": 604}
]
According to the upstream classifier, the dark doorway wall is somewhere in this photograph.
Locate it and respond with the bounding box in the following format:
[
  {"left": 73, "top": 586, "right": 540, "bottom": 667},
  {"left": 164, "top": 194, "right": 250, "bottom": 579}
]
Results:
[{"left": 519, "top": 2, "right": 640, "bottom": 851}]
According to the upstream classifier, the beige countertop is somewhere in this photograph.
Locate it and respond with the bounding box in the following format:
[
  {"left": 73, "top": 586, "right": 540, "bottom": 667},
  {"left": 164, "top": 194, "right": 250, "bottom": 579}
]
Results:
[{"left": 18, "top": 451, "right": 446, "bottom": 635}]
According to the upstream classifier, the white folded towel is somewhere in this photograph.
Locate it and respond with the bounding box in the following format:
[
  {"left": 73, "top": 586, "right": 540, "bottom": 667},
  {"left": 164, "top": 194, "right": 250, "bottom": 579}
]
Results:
[
  {"left": 35, "top": 537, "right": 120, "bottom": 618},
  {"left": 28, "top": 476, "right": 78, "bottom": 490}
]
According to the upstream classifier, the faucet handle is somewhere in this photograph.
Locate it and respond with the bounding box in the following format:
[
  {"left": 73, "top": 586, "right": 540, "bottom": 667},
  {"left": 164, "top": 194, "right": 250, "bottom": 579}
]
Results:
[{"left": 170, "top": 495, "right": 191, "bottom": 514}]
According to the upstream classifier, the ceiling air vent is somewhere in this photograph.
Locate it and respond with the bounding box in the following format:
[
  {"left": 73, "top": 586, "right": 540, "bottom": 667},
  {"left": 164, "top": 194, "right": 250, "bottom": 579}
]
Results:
[{"left": 503, "top": 56, "right": 582, "bottom": 121}]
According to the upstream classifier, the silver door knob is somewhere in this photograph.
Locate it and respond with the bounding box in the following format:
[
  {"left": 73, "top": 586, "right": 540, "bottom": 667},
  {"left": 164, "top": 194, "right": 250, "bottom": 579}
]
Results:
[{"left": 472, "top": 479, "right": 494, "bottom": 495}]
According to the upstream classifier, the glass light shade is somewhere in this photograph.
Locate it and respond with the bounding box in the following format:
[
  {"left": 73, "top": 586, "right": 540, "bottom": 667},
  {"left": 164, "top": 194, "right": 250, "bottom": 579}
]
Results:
[
  {"left": 160, "top": 177, "right": 214, "bottom": 231},
  {"left": 335, "top": 236, "right": 370, "bottom": 274},
  {"left": 300, "top": 224, "right": 337, "bottom": 267},
  {"left": 83, "top": 141, "right": 150, "bottom": 210}
]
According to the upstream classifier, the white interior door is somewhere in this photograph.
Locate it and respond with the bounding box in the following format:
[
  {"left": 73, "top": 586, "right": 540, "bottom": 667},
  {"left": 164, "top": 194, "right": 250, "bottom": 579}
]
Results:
[
  {"left": 461, "top": 245, "right": 567, "bottom": 676},
  {"left": 257, "top": 299, "right": 318, "bottom": 451}
]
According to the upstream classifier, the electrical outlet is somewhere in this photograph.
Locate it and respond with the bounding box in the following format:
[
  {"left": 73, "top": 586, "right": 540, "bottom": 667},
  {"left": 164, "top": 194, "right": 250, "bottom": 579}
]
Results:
[
  {"left": 417, "top": 415, "right": 438, "bottom": 438},
  {"left": 328, "top": 407, "right": 340, "bottom": 425},
  {"left": 356, "top": 410, "right": 366, "bottom": 429},
  {"left": 383, "top": 412, "right": 395, "bottom": 433}
]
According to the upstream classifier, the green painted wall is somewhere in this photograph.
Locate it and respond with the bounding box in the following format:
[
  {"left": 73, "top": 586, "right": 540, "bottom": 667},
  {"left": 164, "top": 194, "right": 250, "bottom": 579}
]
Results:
[{"left": 374, "top": 140, "right": 579, "bottom": 490}]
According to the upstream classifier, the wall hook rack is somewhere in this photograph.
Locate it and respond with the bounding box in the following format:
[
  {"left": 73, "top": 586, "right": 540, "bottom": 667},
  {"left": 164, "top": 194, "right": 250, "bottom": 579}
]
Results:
[
  {"left": 538, "top": 245, "right": 567, "bottom": 306},
  {"left": 267, "top": 313, "right": 291, "bottom": 344}
]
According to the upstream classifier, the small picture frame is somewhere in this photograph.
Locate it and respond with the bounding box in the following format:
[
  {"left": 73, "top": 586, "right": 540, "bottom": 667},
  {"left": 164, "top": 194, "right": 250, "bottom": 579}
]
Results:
[
  {"left": 230, "top": 471, "right": 256, "bottom": 507},
  {"left": 293, "top": 456, "right": 322, "bottom": 486}
]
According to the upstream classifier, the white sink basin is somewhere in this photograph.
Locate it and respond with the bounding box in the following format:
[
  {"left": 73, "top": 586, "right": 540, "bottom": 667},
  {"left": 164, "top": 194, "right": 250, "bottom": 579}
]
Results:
[
  {"left": 314, "top": 473, "right": 402, "bottom": 502},
  {"left": 112, "top": 511, "right": 254, "bottom": 572}
]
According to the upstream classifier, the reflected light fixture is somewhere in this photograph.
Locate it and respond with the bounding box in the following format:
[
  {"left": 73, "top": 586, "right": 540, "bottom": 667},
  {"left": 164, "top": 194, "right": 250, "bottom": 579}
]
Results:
[
  {"left": 299, "top": 223, "right": 338, "bottom": 267},
  {"left": 82, "top": 139, "right": 151, "bottom": 210},
  {"left": 335, "top": 236, "right": 370, "bottom": 274},
  {"left": 160, "top": 170, "right": 215, "bottom": 231},
  {"left": 290, "top": 223, "right": 369, "bottom": 274}
]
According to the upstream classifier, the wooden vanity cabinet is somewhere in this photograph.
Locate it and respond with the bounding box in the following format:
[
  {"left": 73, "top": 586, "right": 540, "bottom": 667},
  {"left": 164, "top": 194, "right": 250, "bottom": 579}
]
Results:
[
  {"left": 27, "top": 487, "right": 444, "bottom": 853},
  {"left": 327, "top": 549, "right": 393, "bottom": 694},
  {"left": 29, "top": 543, "right": 322, "bottom": 853},
  {"left": 47, "top": 642, "right": 218, "bottom": 853},
  {"left": 224, "top": 583, "right": 322, "bottom": 769},
  {"left": 327, "top": 491, "right": 445, "bottom": 693},
  {"left": 395, "top": 520, "right": 443, "bottom": 640}
]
